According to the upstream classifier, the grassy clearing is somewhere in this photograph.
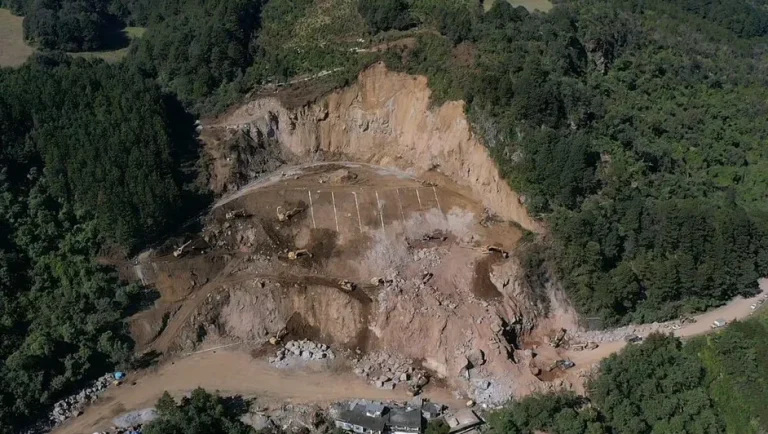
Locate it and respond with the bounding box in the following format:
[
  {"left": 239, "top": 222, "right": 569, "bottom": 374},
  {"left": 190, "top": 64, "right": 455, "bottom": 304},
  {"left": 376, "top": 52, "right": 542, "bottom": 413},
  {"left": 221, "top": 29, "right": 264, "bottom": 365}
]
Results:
[
  {"left": 0, "top": 12, "right": 145, "bottom": 66},
  {"left": 0, "top": 8, "right": 35, "bottom": 67},
  {"left": 70, "top": 27, "right": 146, "bottom": 63},
  {"left": 292, "top": 0, "right": 367, "bottom": 46},
  {"left": 483, "top": 0, "right": 553, "bottom": 12}
]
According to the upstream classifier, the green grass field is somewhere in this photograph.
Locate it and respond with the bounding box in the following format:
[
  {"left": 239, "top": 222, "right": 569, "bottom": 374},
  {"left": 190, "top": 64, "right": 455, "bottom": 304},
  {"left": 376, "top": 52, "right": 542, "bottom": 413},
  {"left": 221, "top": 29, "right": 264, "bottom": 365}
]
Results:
[
  {"left": 0, "top": 9, "right": 145, "bottom": 67},
  {"left": 483, "top": 0, "right": 554, "bottom": 12},
  {"left": 0, "top": 9, "right": 35, "bottom": 67}
]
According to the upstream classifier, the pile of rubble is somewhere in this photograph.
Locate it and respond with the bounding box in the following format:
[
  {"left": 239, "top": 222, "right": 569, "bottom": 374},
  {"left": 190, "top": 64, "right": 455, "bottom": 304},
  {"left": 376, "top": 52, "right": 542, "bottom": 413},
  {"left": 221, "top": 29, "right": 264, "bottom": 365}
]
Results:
[
  {"left": 570, "top": 320, "right": 678, "bottom": 343},
  {"left": 411, "top": 248, "right": 442, "bottom": 269},
  {"left": 269, "top": 340, "right": 335, "bottom": 368},
  {"left": 48, "top": 373, "right": 114, "bottom": 426},
  {"left": 352, "top": 352, "right": 429, "bottom": 392}
]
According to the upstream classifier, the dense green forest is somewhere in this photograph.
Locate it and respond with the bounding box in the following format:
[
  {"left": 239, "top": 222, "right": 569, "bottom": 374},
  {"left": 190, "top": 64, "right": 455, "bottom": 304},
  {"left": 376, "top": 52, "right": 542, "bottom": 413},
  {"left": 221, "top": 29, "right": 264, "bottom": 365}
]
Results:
[
  {"left": 374, "top": 0, "right": 768, "bottom": 325},
  {"left": 144, "top": 389, "right": 253, "bottom": 434},
  {"left": 489, "top": 312, "right": 768, "bottom": 434},
  {"left": 0, "top": 54, "right": 194, "bottom": 432}
]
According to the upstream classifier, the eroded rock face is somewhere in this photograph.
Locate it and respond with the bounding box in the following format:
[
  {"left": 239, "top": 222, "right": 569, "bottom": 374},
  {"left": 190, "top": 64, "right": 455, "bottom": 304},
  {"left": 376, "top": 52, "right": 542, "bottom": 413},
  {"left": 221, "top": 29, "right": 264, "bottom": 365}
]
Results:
[{"left": 203, "top": 62, "right": 541, "bottom": 233}]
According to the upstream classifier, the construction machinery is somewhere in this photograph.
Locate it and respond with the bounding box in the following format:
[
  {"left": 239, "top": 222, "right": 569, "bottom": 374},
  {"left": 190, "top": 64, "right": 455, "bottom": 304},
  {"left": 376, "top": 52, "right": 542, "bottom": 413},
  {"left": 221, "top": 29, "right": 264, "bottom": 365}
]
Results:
[
  {"left": 287, "top": 249, "right": 312, "bottom": 260},
  {"left": 268, "top": 328, "right": 288, "bottom": 345},
  {"left": 173, "top": 241, "right": 193, "bottom": 258},
  {"left": 570, "top": 343, "right": 586, "bottom": 351},
  {"left": 225, "top": 209, "right": 248, "bottom": 220},
  {"left": 547, "top": 359, "right": 575, "bottom": 372},
  {"left": 459, "top": 244, "right": 510, "bottom": 258},
  {"left": 483, "top": 245, "right": 509, "bottom": 258},
  {"left": 338, "top": 280, "right": 356, "bottom": 292},
  {"left": 680, "top": 315, "right": 696, "bottom": 325},
  {"left": 277, "top": 206, "right": 304, "bottom": 222},
  {"left": 549, "top": 328, "right": 567, "bottom": 348}
]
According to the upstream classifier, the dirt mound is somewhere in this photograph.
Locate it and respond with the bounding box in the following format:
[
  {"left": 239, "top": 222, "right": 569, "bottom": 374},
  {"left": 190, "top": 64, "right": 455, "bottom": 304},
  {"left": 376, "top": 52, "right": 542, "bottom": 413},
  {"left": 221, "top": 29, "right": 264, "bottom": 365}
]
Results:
[{"left": 203, "top": 62, "right": 541, "bottom": 233}]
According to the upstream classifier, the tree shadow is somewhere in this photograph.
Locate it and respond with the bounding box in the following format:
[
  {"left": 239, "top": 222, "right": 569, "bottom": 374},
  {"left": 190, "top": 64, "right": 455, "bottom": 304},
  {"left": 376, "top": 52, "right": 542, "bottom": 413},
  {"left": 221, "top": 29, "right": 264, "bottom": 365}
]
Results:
[
  {"left": 131, "top": 350, "right": 162, "bottom": 370},
  {"left": 221, "top": 395, "right": 251, "bottom": 418},
  {"left": 98, "top": 17, "right": 131, "bottom": 51},
  {"left": 123, "top": 287, "right": 161, "bottom": 317}
]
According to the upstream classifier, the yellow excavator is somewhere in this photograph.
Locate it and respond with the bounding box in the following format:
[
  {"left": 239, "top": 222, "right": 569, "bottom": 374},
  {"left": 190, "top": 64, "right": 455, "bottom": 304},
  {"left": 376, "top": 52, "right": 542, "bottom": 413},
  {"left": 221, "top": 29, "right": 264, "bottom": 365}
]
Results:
[
  {"left": 173, "top": 240, "right": 193, "bottom": 258},
  {"left": 459, "top": 245, "right": 509, "bottom": 259},
  {"left": 277, "top": 206, "right": 304, "bottom": 222},
  {"left": 268, "top": 328, "right": 288, "bottom": 345}
]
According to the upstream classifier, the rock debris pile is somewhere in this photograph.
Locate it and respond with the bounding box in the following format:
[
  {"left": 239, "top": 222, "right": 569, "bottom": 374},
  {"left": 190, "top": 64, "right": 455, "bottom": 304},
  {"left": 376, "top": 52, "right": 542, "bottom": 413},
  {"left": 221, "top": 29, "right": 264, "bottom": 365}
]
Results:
[
  {"left": 270, "top": 340, "right": 336, "bottom": 368},
  {"left": 570, "top": 320, "right": 680, "bottom": 343},
  {"left": 49, "top": 373, "right": 113, "bottom": 426},
  {"left": 352, "top": 352, "right": 429, "bottom": 392},
  {"left": 411, "top": 248, "right": 441, "bottom": 268}
]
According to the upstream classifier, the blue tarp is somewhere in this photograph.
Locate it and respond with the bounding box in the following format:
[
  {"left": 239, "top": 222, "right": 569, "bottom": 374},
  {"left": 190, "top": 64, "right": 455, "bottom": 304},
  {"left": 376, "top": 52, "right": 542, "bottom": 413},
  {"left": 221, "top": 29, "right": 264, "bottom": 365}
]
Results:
[{"left": 114, "top": 372, "right": 126, "bottom": 380}]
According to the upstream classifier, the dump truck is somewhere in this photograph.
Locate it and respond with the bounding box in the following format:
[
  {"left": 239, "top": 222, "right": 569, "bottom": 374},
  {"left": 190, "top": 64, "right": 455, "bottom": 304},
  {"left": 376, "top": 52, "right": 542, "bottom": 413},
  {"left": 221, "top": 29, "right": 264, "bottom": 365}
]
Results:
[
  {"left": 711, "top": 318, "right": 728, "bottom": 329},
  {"left": 277, "top": 206, "right": 304, "bottom": 222}
]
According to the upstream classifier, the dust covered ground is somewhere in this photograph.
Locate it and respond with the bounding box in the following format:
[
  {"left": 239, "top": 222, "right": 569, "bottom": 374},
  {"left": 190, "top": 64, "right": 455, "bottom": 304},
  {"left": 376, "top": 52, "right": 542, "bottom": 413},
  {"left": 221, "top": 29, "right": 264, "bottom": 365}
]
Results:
[{"left": 121, "top": 163, "right": 577, "bottom": 406}]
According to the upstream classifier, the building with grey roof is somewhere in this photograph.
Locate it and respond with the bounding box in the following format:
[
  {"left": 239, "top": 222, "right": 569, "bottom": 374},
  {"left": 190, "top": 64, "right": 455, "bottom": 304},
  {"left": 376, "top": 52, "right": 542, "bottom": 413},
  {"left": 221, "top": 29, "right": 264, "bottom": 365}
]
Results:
[{"left": 334, "top": 401, "right": 427, "bottom": 434}]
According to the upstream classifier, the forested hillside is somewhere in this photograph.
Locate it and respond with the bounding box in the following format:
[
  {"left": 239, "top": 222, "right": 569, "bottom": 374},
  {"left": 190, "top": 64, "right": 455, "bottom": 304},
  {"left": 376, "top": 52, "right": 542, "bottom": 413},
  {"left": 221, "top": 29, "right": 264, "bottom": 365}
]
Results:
[
  {"left": 374, "top": 0, "right": 768, "bottom": 326},
  {"left": 0, "top": 54, "right": 194, "bottom": 433}
]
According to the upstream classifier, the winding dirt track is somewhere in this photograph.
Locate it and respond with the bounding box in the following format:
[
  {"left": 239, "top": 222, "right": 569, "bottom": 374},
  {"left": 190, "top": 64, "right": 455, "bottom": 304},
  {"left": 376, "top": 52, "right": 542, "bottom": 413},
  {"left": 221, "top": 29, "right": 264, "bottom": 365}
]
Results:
[
  {"left": 566, "top": 279, "right": 768, "bottom": 367},
  {"left": 52, "top": 351, "right": 462, "bottom": 434}
]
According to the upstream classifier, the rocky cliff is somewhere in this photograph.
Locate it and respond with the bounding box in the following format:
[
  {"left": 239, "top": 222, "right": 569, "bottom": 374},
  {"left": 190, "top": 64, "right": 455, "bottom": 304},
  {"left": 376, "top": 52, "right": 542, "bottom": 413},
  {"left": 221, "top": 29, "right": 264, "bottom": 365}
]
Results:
[{"left": 203, "top": 62, "right": 541, "bottom": 233}]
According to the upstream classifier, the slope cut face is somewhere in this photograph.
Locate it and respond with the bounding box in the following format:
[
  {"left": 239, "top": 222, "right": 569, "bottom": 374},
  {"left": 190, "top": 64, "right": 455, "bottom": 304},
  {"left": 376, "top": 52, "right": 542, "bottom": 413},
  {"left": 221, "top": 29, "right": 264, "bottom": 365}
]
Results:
[{"left": 203, "top": 62, "right": 541, "bottom": 233}]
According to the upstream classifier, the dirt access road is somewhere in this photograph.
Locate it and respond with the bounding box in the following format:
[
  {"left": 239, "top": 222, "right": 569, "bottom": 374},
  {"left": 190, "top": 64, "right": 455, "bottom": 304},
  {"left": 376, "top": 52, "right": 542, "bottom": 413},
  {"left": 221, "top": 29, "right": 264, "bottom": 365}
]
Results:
[
  {"left": 53, "top": 349, "right": 462, "bottom": 434},
  {"left": 567, "top": 278, "right": 768, "bottom": 368},
  {"left": 56, "top": 282, "right": 768, "bottom": 434}
]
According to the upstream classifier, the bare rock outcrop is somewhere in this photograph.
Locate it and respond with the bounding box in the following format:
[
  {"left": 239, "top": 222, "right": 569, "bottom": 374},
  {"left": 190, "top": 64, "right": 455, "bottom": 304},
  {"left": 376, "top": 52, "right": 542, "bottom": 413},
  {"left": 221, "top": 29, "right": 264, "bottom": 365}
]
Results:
[{"left": 204, "top": 62, "right": 541, "bottom": 233}]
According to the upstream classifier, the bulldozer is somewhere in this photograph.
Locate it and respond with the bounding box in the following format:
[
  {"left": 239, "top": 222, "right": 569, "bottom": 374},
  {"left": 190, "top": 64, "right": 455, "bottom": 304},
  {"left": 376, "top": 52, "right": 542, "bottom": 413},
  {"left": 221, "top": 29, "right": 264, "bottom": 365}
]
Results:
[
  {"left": 287, "top": 249, "right": 312, "bottom": 260},
  {"left": 173, "top": 240, "right": 193, "bottom": 258},
  {"left": 277, "top": 206, "right": 304, "bottom": 222}
]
